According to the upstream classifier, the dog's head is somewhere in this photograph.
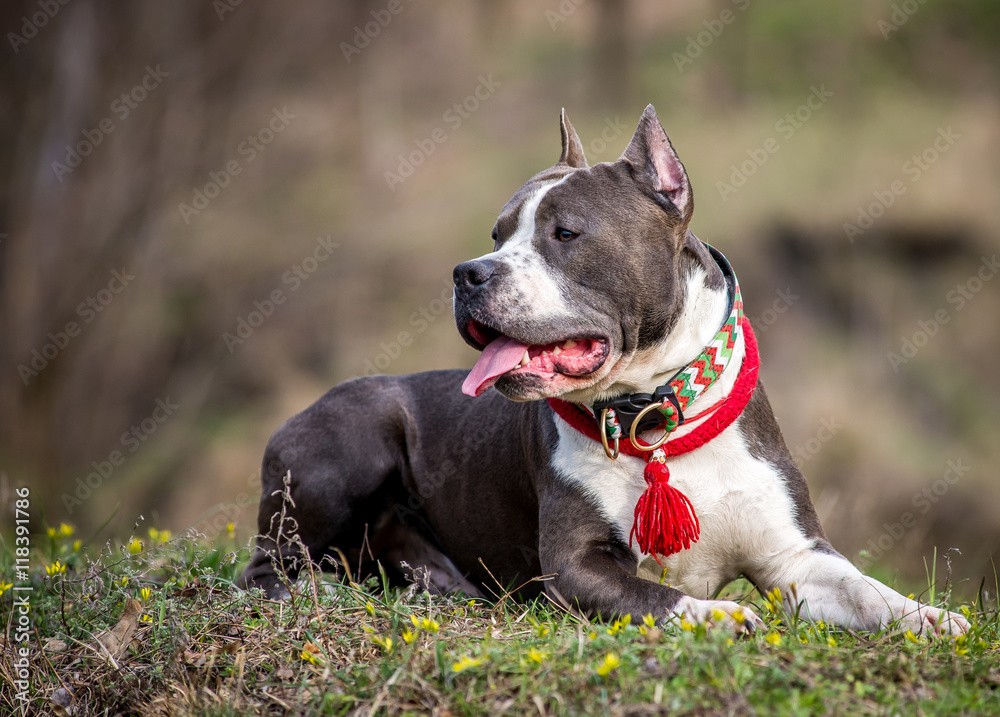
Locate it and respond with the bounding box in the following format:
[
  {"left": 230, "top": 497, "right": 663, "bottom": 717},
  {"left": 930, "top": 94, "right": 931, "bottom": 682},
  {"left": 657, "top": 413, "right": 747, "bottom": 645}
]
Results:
[{"left": 454, "top": 105, "right": 705, "bottom": 403}]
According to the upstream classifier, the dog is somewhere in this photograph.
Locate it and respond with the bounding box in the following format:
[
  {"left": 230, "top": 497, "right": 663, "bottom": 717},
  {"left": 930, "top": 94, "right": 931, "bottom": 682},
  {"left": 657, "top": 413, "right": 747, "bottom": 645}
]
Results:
[{"left": 239, "top": 105, "right": 968, "bottom": 636}]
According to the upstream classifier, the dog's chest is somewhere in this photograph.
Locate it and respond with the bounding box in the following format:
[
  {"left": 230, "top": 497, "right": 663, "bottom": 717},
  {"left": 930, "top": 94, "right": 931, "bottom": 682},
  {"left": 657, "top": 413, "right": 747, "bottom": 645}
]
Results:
[{"left": 550, "top": 417, "right": 809, "bottom": 598}]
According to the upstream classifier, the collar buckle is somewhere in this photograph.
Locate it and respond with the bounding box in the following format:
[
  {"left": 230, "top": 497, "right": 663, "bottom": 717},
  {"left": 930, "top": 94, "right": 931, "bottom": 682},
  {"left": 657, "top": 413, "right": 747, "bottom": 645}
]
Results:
[{"left": 593, "top": 385, "right": 685, "bottom": 439}]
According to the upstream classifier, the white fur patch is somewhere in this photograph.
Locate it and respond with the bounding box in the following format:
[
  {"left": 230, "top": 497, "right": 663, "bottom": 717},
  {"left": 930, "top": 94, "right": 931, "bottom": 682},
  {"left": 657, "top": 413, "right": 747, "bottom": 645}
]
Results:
[
  {"left": 469, "top": 178, "right": 574, "bottom": 325},
  {"left": 549, "top": 266, "right": 969, "bottom": 634}
]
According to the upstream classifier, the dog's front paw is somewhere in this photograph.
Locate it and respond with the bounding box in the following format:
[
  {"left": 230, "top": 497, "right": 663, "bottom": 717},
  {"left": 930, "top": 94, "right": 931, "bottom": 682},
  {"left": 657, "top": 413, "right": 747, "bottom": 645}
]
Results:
[
  {"left": 899, "top": 605, "right": 970, "bottom": 637},
  {"left": 670, "top": 596, "right": 764, "bottom": 636}
]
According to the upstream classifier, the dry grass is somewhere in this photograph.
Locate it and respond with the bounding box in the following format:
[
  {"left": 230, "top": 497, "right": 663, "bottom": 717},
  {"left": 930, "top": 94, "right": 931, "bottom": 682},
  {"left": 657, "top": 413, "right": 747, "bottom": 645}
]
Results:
[{"left": 3, "top": 525, "right": 1000, "bottom": 716}]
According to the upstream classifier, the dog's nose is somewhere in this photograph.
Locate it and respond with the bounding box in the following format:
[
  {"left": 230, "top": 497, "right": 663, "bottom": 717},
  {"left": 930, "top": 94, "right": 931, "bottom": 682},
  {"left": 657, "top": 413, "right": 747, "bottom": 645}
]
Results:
[{"left": 453, "top": 259, "right": 496, "bottom": 290}]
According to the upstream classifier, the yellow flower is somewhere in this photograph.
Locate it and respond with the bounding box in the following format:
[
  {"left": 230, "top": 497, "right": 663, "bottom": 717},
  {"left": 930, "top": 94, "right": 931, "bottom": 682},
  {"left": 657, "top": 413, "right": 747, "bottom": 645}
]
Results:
[
  {"left": 140, "top": 587, "right": 152, "bottom": 602},
  {"left": 148, "top": 528, "right": 171, "bottom": 543},
  {"left": 451, "top": 655, "right": 488, "bottom": 673},
  {"left": 226, "top": 522, "right": 235, "bottom": 536},
  {"left": 401, "top": 629, "right": 417, "bottom": 644},
  {"left": 731, "top": 608, "right": 746, "bottom": 624},
  {"left": 0, "top": 581, "right": 12, "bottom": 596},
  {"left": 765, "top": 632, "right": 782, "bottom": 646},
  {"left": 904, "top": 630, "right": 926, "bottom": 645},
  {"left": 526, "top": 647, "right": 548, "bottom": 664},
  {"left": 140, "top": 614, "right": 154, "bottom": 623},
  {"left": 372, "top": 635, "right": 393, "bottom": 653},
  {"left": 300, "top": 642, "right": 324, "bottom": 664},
  {"left": 607, "top": 614, "right": 631, "bottom": 635},
  {"left": 528, "top": 616, "right": 551, "bottom": 638},
  {"left": 711, "top": 608, "right": 727, "bottom": 622},
  {"left": 588, "top": 631, "right": 597, "bottom": 640},
  {"left": 642, "top": 613, "right": 657, "bottom": 628},
  {"left": 827, "top": 636, "right": 837, "bottom": 647},
  {"left": 680, "top": 619, "right": 696, "bottom": 632},
  {"left": 766, "top": 587, "right": 783, "bottom": 612},
  {"left": 119, "top": 576, "right": 130, "bottom": 587},
  {"left": 45, "top": 561, "right": 66, "bottom": 577},
  {"left": 410, "top": 615, "right": 440, "bottom": 633},
  {"left": 365, "top": 601, "right": 376, "bottom": 616},
  {"left": 596, "top": 652, "right": 620, "bottom": 677},
  {"left": 72, "top": 540, "right": 82, "bottom": 552},
  {"left": 48, "top": 527, "right": 57, "bottom": 538},
  {"left": 60, "top": 523, "right": 74, "bottom": 537},
  {"left": 128, "top": 539, "right": 143, "bottom": 554}
]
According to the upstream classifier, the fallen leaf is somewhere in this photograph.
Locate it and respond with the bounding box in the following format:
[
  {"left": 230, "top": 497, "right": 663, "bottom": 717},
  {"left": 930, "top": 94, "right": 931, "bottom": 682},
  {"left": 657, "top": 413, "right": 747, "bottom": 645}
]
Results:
[
  {"left": 94, "top": 599, "right": 141, "bottom": 658},
  {"left": 183, "top": 650, "right": 207, "bottom": 667},
  {"left": 45, "top": 638, "right": 68, "bottom": 653},
  {"left": 51, "top": 686, "right": 74, "bottom": 708}
]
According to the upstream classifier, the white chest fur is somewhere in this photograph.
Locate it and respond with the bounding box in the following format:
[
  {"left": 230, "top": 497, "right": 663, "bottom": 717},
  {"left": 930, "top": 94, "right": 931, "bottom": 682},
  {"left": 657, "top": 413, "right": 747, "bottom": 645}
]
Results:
[{"left": 551, "top": 411, "right": 814, "bottom": 600}]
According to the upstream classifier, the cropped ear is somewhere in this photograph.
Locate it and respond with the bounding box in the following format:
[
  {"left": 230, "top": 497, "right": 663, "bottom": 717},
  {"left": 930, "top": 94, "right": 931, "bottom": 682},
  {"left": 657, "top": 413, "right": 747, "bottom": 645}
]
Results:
[
  {"left": 621, "top": 104, "right": 693, "bottom": 226},
  {"left": 557, "top": 108, "right": 589, "bottom": 168}
]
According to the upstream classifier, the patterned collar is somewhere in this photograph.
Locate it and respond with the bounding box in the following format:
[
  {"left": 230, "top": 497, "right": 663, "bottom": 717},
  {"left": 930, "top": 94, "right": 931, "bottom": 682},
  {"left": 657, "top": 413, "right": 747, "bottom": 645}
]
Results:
[{"left": 577, "top": 243, "right": 743, "bottom": 456}]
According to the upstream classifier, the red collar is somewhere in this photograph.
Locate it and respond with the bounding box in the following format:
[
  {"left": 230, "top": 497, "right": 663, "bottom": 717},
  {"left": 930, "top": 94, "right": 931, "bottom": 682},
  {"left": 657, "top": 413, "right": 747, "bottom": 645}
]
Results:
[{"left": 546, "top": 318, "right": 760, "bottom": 558}]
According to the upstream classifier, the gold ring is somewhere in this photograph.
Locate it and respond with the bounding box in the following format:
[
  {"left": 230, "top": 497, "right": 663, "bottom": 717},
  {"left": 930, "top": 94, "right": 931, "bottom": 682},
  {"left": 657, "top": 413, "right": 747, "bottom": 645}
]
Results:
[
  {"left": 629, "top": 401, "right": 670, "bottom": 452},
  {"left": 599, "top": 408, "right": 620, "bottom": 460}
]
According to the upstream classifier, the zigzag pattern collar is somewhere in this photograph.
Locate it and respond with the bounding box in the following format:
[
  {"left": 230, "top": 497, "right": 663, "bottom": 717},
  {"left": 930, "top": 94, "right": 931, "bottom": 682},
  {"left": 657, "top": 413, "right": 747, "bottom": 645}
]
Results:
[{"left": 577, "top": 243, "right": 743, "bottom": 444}]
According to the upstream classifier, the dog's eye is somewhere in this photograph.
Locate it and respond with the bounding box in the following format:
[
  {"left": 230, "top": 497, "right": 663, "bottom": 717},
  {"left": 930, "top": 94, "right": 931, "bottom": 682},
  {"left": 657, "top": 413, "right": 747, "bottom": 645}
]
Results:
[{"left": 555, "top": 227, "right": 579, "bottom": 242}]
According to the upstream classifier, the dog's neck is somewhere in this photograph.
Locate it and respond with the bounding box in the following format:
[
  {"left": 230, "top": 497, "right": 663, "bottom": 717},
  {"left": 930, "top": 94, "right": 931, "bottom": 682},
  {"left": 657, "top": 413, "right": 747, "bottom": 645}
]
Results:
[{"left": 589, "top": 237, "right": 743, "bottom": 415}]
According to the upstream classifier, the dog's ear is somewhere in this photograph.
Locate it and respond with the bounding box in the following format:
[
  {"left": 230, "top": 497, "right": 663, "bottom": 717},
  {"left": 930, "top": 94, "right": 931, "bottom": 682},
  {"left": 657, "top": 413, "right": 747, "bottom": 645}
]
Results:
[
  {"left": 558, "top": 109, "right": 588, "bottom": 169},
  {"left": 621, "top": 104, "right": 693, "bottom": 227}
]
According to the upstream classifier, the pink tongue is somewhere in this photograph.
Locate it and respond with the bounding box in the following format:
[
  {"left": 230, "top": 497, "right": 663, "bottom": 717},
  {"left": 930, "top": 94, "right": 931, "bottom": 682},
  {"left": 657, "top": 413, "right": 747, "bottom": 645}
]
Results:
[{"left": 462, "top": 335, "right": 529, "bottom": 397}]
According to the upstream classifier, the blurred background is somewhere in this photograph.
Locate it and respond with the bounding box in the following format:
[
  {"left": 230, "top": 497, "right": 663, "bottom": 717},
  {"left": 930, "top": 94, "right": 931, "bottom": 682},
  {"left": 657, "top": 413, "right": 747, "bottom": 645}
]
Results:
[{"left": 2, "top": 0, "right": 998, "bottom": 596}]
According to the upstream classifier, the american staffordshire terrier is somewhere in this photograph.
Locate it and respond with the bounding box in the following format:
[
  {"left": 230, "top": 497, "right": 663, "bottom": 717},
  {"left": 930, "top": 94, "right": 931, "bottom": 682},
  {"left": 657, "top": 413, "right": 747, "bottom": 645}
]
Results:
[{"left": 239, "top": 106, "right": 968, "bottom": 636}]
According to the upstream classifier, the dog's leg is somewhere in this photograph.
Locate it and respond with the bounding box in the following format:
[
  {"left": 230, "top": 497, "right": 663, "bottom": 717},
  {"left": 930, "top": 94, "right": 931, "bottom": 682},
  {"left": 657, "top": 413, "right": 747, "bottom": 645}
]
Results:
[
  {"left": 538, "top": 477, "right": 763, "bottom": 633},
  {"left": 377, "top": 520, "right": 484, "bottom": 597},
  {"left": 750, "top": 543, "right": 970, "bottom": 636},
  {"left": 238, "top": 380, "right": 410, "bottom": 598}
]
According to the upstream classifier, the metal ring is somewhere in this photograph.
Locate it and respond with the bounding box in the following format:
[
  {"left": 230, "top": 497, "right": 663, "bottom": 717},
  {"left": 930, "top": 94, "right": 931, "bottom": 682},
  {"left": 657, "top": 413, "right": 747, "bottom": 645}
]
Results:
[
  {"left": 628, "top": 401, "right": 670, "bottom": 452},
  {"left": 599, "top": 408, "right": 620, "bottom": 460}
]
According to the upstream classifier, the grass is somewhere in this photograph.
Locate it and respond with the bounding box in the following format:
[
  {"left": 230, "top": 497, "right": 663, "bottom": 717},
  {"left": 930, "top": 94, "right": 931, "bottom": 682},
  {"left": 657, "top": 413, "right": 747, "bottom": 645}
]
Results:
[{"left": 3, "top": 524, "right": 1000, "bottom": 716}]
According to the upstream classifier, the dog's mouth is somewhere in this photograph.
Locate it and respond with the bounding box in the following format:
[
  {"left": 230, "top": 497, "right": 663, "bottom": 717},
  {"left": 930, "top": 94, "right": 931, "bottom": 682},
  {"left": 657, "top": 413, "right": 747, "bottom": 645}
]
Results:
[{"left": 461, "top": 320, "right": 609, "bottom": 397}]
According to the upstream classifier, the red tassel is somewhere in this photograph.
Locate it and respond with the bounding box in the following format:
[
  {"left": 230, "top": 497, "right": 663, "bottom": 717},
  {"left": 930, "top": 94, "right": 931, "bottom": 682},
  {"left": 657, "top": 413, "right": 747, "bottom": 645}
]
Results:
[{"left": 629, "top": 459, "right": 700, "bottom": 560}]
